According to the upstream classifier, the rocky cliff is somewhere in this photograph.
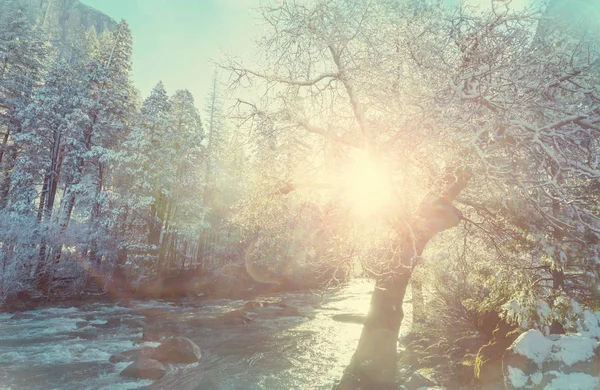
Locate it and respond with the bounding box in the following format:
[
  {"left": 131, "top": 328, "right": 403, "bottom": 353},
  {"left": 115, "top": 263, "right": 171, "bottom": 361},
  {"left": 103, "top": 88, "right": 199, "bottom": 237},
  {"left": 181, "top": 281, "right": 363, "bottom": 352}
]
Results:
[{"left": 0, "top": 0, "right": 116, "bottom": 55}]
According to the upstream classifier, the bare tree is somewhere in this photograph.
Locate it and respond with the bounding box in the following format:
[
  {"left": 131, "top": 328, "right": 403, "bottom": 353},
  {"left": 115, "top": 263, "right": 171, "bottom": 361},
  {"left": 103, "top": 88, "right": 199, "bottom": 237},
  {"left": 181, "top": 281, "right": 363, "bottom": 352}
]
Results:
[{"left": 224, "top": 0, "right": 600, "bottom": 388}]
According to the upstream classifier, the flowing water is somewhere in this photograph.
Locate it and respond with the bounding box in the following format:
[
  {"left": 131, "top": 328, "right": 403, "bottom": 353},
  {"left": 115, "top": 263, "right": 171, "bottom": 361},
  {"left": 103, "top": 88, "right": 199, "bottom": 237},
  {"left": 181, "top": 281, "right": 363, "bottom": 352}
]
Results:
[{"left": 0, "top": 280, "right": 412, "bottom": 390}]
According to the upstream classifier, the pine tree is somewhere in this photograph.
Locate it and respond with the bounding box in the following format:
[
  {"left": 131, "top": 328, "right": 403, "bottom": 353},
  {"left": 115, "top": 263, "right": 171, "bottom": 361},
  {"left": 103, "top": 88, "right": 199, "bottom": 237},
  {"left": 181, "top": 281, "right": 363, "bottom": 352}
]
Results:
[
  {"left": 159, "top": 89, "right": 204, "bottom": 273},
  {"left": 0, "top": 0, "right": 49, "bottom": 208},
  {"left": 117, "top": 81, "right": 173, "bottom": 279},
  {"left": 39, "top": 19, "right": 136, "bottom": 294}
]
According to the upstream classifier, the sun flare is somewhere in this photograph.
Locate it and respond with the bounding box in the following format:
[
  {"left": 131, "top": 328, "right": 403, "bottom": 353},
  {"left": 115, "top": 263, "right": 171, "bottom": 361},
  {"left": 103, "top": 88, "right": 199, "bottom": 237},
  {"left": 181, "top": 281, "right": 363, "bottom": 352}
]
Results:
[{"left": 345, "top": 155, "right": 394, "bottom": 218}]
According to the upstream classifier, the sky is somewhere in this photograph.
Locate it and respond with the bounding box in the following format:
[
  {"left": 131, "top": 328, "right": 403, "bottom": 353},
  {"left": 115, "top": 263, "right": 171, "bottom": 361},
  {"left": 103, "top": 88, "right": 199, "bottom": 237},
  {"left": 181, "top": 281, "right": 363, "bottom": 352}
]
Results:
[
  {"left": 80, "top": 0, "right": 262, "bottom": 107},
  {"left": 78, "top": 0, "right": 537, "bottom": 108}
]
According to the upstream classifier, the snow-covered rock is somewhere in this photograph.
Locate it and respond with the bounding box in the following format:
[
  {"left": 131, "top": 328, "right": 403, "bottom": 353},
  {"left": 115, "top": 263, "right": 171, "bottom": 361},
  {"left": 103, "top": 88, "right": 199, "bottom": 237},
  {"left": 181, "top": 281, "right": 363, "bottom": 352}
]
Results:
[{"left": 503, "top": 329, "right": 600, "bottom": 389}]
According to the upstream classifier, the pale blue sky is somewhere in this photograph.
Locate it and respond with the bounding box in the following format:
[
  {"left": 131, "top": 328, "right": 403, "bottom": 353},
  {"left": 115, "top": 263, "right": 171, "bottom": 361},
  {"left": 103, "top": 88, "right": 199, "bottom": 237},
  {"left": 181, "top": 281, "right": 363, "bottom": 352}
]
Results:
[
  {"left": 80, "top": 0, "right": 544, "bottom": 106},
  {"left": 81, "top": 0, "right": 261, "bottom": 105}
]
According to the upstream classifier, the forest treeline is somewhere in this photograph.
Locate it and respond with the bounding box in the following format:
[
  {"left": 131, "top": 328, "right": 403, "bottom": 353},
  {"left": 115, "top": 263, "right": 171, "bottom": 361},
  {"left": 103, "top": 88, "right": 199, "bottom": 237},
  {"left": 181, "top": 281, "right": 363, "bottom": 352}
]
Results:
[{"left": 0, "top": 1, "right": 246, "bottom": 300}]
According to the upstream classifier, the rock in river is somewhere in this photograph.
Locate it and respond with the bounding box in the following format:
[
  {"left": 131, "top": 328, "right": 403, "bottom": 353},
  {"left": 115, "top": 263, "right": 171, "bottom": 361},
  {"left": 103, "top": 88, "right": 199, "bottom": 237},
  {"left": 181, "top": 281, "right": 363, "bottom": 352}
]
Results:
[
  {"left": 120, "top": 357, "right": 166, "bottom": 380},
  {"left": 152, "top": 336, "right": 202, "bottom": 364}
]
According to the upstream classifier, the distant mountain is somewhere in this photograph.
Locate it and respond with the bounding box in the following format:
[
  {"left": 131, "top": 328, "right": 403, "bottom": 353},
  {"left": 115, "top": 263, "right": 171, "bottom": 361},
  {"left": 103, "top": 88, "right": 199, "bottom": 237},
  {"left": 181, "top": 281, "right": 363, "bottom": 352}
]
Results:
[{"left": 0, "top": 0, "right": 116, "bottom": 56}]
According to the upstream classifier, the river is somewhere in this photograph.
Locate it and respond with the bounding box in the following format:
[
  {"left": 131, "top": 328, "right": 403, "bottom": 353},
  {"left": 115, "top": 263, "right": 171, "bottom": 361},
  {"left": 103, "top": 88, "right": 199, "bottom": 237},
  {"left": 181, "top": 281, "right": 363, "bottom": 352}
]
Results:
[{"left": 0, "top": 280, "right": 412, "bottom": 390}]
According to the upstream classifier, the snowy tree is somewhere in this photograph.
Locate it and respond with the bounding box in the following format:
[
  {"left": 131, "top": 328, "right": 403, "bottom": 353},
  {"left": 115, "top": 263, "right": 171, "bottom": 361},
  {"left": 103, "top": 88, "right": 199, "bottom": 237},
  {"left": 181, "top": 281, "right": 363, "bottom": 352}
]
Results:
[
  {"left": 29, "top": 19, "right": 137, "bottom": 294},
  {"left": 115, "top": 84, "right": 205, "bottom": 284},
  {"left": 116, "top": 81, "right": 174, "bottom": 281},
  {"left": 159, "top": 89, "right": 205, "bottom": 273},
  {"left": 0, "top": 0, "right": 49, "bottom": 208}
]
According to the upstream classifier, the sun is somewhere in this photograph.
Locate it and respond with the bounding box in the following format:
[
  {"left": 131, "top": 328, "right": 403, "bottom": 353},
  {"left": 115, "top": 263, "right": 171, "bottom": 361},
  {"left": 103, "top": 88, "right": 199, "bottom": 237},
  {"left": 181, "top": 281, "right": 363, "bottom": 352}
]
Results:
[{"left": 345, "top": 154, "right": 394, "bottom": 218}]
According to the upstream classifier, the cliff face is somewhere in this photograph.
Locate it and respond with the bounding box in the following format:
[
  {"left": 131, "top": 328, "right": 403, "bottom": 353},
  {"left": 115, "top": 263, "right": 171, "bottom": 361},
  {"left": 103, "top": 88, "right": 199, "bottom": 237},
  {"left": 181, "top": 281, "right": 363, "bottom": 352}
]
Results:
[
  {"left": 0, "top": 0, "right": 116, "bottom": 55},
  {"left": 537, "top": 0, "right": 600, "bottom": 40}
]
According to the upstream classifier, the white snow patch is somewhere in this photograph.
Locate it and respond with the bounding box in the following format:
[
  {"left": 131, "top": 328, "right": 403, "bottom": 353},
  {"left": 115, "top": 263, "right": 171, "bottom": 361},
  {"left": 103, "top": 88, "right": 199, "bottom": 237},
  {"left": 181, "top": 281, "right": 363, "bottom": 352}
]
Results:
[
  {"left": 513, "top": 330, "right": 598, "bottom": 367},
  {"left": 513, "top": 330, "right": 552, "bottom": 366},
  {"left": 549, "top": 334, "right": 598, "bottom": 366},
  {"left": 507, "top": 366, "right": 528, "bottom": 388},
  {"left": 544, "top": 372, "right": 599, "bottom": 390},
  {"left": 580, "top": 310, "right": 600, "bottom": 339},
  {"left": 537, "top": 301, "right": 551, "bottom": 320},
  {"left": 531, "top": 371, "right": 543, "bottom": 385}
]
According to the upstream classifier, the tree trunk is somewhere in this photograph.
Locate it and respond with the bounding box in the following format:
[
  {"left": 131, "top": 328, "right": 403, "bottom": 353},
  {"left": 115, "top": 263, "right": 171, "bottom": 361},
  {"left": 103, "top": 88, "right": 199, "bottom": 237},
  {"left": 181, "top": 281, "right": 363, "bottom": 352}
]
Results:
[
  {"left": 0, "top": 126, "right": 10, "bottom": 170},
  {"left": 37, "top": 138, "right": 65, "bottom": 277},
  {"left": 336, "top": 171, "right": 469, "bottom": 390},
  {"left": 36, "top": 174, "right": 49, "bottom": 222},
  {"left": 112, "top": 208, "right": 130, "bottom": 289},
  {"left": 39, "top": 117, "right": 94, "bottom": 297},
  {"left": 88, "top": 162, "right": 104, "bottom": 270},
  {"left": 180, "top": 239, "right": 188, "bottom": 270},
  {"left": 337, "top": 270, "right": 412, "bottom": 390},
  {"left": 0, "top": 141, "right": 17, "bottom": 209},
  {"left": 147, "top": 196, "right": 163, "bottom": 249}
]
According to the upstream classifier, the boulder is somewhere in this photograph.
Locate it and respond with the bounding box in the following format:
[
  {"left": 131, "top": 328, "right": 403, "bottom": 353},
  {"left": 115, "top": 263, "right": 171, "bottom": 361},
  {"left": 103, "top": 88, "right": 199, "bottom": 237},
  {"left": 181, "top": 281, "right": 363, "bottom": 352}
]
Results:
[
  {"left": 503, "top": 329, "right": 600, "bottom": 390},
  {"left": 76, "top": 321, "right": 88, "bottom": 329},
  {"left": 503, "top": 347, "right": 540, "bottom": 389},
  {"left": 152, "top": 337, "right": 202, "bottom": 364},
  {"left": 120, "top": 357, "right": 165, "bottom": 380}
]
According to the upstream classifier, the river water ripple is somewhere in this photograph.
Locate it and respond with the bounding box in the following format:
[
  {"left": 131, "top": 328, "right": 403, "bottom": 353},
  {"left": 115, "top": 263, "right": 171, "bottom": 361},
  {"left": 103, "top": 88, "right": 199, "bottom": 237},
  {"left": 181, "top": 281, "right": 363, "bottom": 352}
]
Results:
[{"left": 0, "top": 280, "right": 412, "bottom": 390}]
